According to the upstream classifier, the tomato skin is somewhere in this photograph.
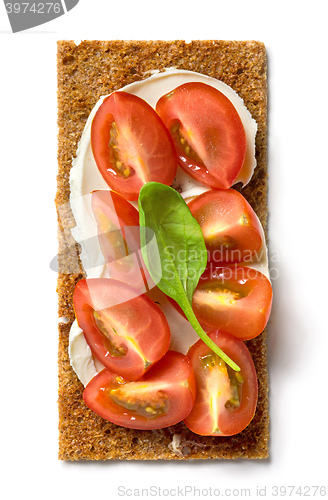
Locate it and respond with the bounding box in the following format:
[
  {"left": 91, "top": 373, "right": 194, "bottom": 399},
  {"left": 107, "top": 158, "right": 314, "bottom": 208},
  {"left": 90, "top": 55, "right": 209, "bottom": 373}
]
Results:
[
  {"left": 91, "top": 92, "right": 177, "bottom": 201},
  {"left": 184, "top": 330, "right": 258, "bottom": 436},
  {"left": 73, "top": 278, "right": 171, "bottom": 381},
  {"left": 91, "top": 190, "right": 148, "bottom": 290},
  {"left": 83, "top": 350, "right": 196, "bottom": 430},
  {"left": 156, "top": 82, "right": 246, "bottom": 189},
  {"left": 188, "top": 189, "right": 263, "bottom": 264},
  {"left": 193, "top": 266, "right": 273, "bottom": 340}
]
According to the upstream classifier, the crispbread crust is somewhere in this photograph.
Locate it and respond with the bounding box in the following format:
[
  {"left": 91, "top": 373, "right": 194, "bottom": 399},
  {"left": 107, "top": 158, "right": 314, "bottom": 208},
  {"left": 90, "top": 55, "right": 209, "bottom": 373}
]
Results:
[{"left": 57, "top": 40, "right": 268, "bottom": 460}]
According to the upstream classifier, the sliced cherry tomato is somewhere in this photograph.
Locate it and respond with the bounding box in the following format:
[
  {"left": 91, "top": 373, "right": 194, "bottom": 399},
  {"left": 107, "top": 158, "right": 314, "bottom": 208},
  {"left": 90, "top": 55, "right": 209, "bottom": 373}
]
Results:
[
  {"left": 188, "top": 189, "right": 263, "bottom": 264},
  {"left": 73, "top": 278, "right": 171, "bottom": 381},
  {"left": 156, "top": 82, "right": 246, "bottom": 189},
  {"left": 184, "top": 330, "right": 258, "bottom": 436},
  {"left": 192, "top": 266, "right": 272, "bottom": 340},
  {"left": 91, "top": 190, "right": 148, "bottom": 290},
  {"left": 83, "top": 350, "right": 196, "bottom": 430},
  {"left": 91, "top": 91, "right": 177, "bottom": 201}
]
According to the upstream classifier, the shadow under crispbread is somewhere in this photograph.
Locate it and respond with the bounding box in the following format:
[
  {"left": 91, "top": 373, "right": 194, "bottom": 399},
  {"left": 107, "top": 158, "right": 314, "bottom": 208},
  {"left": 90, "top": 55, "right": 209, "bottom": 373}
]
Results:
[{"left": 56, "top": 40, "right": 268, "bottom": 461}]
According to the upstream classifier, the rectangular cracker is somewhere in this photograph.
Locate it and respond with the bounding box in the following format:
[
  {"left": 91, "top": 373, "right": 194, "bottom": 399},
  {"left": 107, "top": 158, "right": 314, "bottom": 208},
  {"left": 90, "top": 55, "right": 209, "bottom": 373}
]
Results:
[{"left": 56, "top": 40, "right": 268, "bottom": 460}]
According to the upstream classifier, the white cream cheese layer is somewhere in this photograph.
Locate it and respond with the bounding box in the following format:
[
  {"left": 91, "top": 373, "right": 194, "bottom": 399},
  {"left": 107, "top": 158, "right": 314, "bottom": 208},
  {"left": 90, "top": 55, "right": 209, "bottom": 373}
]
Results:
[{"left": 68, "top": 69, "right": 267, "bottom": 387}]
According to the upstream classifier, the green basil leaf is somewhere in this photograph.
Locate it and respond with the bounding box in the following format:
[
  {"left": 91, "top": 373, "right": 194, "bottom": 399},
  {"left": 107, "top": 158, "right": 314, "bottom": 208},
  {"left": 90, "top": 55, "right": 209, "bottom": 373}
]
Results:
[
  {"left": 139, "top": 182, "right": 240, "bottom": 372},
  {"left": 139, "top": 182, "right": 207, "bottom": 303}
]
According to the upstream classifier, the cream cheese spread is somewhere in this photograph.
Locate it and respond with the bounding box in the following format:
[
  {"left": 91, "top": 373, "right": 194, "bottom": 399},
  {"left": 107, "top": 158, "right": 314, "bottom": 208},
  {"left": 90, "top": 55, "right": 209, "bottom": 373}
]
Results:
[{"left": 68, "top": 68, "right": 268, "bottom": 387}]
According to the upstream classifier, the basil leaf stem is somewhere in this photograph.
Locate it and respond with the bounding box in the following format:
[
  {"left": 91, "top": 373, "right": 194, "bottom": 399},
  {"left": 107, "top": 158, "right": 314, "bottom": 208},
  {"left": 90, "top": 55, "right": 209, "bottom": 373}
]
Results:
[{"left": 138, "top": 182, "right": 240, "bottom": 372}]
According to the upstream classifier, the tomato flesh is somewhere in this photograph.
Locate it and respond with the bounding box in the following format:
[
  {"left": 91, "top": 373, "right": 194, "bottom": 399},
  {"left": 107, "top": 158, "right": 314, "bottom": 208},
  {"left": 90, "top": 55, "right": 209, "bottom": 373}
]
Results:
[
  {"left": 184, "top": 330, "right": 258, "bottom": 436},
  {"left": 193, "top": 266, "right": 272, "bottom": 340},
  {"left": 73, "top": 278, "right": 171, "bottom": 380},
  {"left": 91, "top": 91, "right": 177, "bottom": 201},
  {"left": 83, "top": 350, "right": 196, "bottom": 430},
  {"left": 188, "top": 189, "right": 263, "bottom": 264},
  {"left": 156, "top": 82, "right": 246, "bottom": 189},
  {"left": 91, "top": 190, "right": 148, "bottom": 290}
]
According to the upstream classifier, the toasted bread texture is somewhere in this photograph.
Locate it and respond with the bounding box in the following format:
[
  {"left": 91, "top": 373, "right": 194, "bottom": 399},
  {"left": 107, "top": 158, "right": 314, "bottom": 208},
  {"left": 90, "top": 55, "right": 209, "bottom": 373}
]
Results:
[{"left": 57, "top": 40, "right": 268, "bottom": 460}]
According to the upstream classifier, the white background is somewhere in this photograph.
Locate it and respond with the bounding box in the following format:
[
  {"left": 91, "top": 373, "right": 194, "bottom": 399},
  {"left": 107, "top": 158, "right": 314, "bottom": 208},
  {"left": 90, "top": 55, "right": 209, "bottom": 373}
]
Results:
[{"left": 1, "top": 1, "right": 327, "bottom": 499}]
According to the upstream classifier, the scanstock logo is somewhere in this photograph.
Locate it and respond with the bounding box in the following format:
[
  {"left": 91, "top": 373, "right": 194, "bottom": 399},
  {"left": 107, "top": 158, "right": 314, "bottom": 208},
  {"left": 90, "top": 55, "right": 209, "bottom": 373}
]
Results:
[{"left": 4, "top": 0, "right": 79, "bottom": 32}]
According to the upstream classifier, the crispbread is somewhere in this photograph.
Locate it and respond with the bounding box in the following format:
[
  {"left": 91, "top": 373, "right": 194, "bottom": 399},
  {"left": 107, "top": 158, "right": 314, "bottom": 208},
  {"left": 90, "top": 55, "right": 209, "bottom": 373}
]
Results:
[{"left": 57, "top": 40, "right": 268, "bottom": 460}]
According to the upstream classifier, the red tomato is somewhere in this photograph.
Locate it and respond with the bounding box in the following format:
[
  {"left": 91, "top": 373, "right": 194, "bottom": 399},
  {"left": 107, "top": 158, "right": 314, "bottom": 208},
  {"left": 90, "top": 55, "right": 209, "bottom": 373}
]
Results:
[
  {"left": 73, "top": 278, "right": 171, "bottom": 381},
  {"left": 156, "top": 82, "right": 246, "bottom": 189},
  {"left": 83, "top": 350, "right": 196, "bottom": 430},
  {"left": 193, "top": 266, "right": 272, "bottom": 340},
  {"left": 188, "top": 189, "right": 263, "bottom": 264},
  {"left": 91, "top": 91, "right": 177, "bottom": 201},
  {"left": 91, "top": 190, "right": 148, "bottom": 290},
  {"left": 184, "top": 330, "right": 258, "bottom": 436}
]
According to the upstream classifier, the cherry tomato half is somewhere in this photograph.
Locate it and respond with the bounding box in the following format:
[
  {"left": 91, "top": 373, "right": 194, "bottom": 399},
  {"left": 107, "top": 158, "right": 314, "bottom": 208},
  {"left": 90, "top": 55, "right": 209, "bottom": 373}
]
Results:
[
  {"left": 91, "top": 92, "right": 177, "bottom": 201},
  {"left": 73, "top": 278, "right": 171, "bottom": 381},
  {"left": 91, "top": 190, "right": 148, "bottom": 290},
  {"left": 83, "top": 350, "right": 196, "bottom": 430},
  {"left": 156, "top": 82, "right": 246, "bottom": 189},
  {"left": 188, "top": 189, "right": 263, "bottom": 264},
  {"left": 184, "top": 330, "right": 258, "bottom": 436},
  {"left": 193, "top": 266, "right": 272, "bottom": 340}
]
